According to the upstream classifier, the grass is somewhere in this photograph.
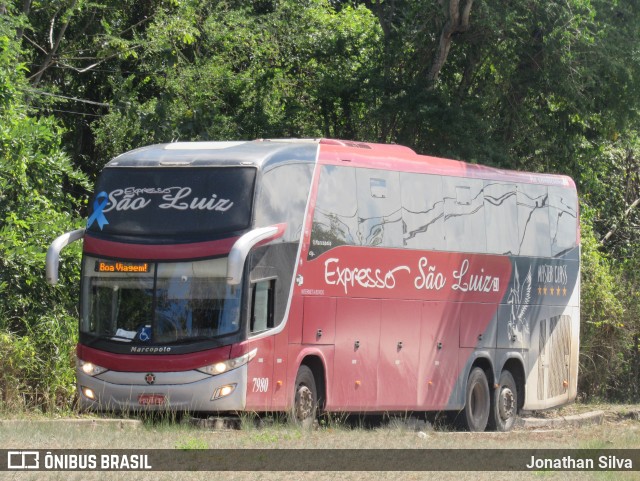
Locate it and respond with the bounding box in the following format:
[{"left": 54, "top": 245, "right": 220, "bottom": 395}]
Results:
[{"left": 0, "top": 404, "right": 638, "bottom": 481}]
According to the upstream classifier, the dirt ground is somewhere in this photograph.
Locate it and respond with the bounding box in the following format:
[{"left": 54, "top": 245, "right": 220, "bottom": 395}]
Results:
[{"left": 1, "top": 404, "right": 639, "bottom": 481}]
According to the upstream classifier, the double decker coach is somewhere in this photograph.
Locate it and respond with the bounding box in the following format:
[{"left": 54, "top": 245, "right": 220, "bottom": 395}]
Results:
[{"left": 46, "top": 139, "right": 579, "bottom": 431}]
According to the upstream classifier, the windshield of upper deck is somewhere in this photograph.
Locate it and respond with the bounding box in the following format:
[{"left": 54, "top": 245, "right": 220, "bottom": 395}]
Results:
[{"left": 86, "top": 167, "right": 256, "bottom": 239}]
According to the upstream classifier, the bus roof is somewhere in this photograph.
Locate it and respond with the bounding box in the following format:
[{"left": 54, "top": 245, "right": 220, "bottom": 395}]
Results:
[
  {"left": 106, "top": 138, "right": 575, "bottom": 189},
  {"left": 107, "top": 139, "right": 319, "bottom": 169},
  {"left": 317, "top": 139, "right": 576, "bottom": 189}
]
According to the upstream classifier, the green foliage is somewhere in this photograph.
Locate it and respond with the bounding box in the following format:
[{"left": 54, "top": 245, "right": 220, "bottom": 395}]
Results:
[
  {"left": 2, "top": 0, "right": 640, "bottom": 409},
  {"left": 175, "top": 437, "right": 209, "bottom": 450},
  {"left": 0, "top": 12, "right": 88, "bottom": 412},
  {"left": 91, "top": 0, "right": 382, "bottom": 164},
  {"left": 576, "top": 134, "right": 640, "bottom": 401},
  {"left": 578, "top": 208, "right": 624, "bottom": 400}
]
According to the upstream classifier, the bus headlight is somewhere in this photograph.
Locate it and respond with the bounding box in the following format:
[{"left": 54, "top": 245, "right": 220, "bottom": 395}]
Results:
[
  {"left": 81, "top": 386, "right": 97, "bottom": 400},
  {"left": 212, "top": 384, "right": 237, "bottom": 400},
  {"left": 77, "top": 359, "right": 108, "bottom": 376},
  {"left": 197, "top": 348, "right": 257, "bottom": 376}
]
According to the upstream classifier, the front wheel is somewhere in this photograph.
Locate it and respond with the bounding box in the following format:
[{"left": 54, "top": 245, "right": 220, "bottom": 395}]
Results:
[
  {"left": 460, "top": 367, "right": 490, "bottom": 432},
  {"left": 291, "top": 365, "right": 317, "bottom": 429},
  {"left": 488, "top": 370, "right": 518, "bottom": 432}
]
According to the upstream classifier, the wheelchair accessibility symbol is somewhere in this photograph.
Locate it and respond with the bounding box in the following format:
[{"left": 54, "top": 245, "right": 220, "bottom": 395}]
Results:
[{"left": 137, "top": 326, "right": 152, "bottom": 342}]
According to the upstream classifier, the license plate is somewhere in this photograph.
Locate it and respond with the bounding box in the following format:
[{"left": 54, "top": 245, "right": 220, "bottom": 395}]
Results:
[{"left": 138, "top": 394, "right": 165, "bottom": 406}]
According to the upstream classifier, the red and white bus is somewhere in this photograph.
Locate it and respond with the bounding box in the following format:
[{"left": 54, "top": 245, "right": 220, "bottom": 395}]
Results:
[{"left": 46, "top": 139, "right": 579, "bottom": 431}]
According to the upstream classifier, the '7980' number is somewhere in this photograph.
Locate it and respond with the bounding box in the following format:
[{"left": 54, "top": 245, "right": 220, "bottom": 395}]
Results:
[{"left": 252, "top": 377, "right": 269, "bottom": 393}]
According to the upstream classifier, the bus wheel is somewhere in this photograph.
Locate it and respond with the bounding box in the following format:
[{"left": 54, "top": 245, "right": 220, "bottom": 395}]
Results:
[
  {"left": 292, "top": 365, "right": 317, "bottom": 428},
  {"left": 461, "top": 367, "right": 490, "bottom": 432},
  {"left": 489, "top": 370, "right": 518, "bottom": 432}
]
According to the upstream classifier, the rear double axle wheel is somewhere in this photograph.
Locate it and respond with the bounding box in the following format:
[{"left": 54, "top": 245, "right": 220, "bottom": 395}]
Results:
[
  {"left": 489, "top": 370, "right": 518, "bottom": 432},
  {"left": 461, "top": 367, "right": 491, "bottom": 432},
  {"left": 462, "top": 367, "right": 519, "bottom": 432}
]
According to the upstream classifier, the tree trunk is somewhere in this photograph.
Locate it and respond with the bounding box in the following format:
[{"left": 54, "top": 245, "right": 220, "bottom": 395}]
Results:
[
  {"left": 16, "top": 0, "right": 32, "bottom": 40},
  {"left": 30, "top": 0, "right": 78, "bottom": 85},
  {"left": 427, "top": 0, "right": 474, "bottom": 87}
]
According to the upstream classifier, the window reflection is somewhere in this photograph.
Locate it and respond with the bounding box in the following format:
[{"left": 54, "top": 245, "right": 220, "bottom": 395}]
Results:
[
  {"left": 309, "top": 165, "right": 577, "bottom": 259},
  {"left": 81, "top": 257, "right": 241, "bottom": 344}
]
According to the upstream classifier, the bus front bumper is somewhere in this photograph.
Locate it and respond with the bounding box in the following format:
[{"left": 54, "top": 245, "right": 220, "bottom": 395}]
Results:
[{"left": 77, "top": 364, "right": 247, "bottom": 412}]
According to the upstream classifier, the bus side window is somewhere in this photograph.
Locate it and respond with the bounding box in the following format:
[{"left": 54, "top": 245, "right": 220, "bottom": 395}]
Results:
[
  {"left": 443, "top": 177, "right": 486, "bottom": 253},
  {"left": 548, "top": 186, "right": 578, "bottom": 256},
  {"left": 251, "top": 279, "right": 275, "bottom": 333},
  {"left": 311, "top": 165, "right": 359, "bottom": 253},
  {"left": 255, "top": 163, "right": 314, "bottom": 242},
  {"left": 517, "top": 184, "right": 551, "bottom": 257},
  {"left": 355, "top": 168, "right": 403, "bottom": 247},
  {"left": 484, "top": 182, "right": 519, "bottom": 255},
  {"left": 400, "top": 172, "right": 445, "bottom": 250}
]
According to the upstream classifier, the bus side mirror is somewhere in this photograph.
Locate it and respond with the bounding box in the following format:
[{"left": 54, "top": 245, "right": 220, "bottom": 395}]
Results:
[
  {"left": 46, "top": 228, "right": 85, "bottom": 285},
  {"left": 227, "top": 225, "right": 285, "bottom": 285}
]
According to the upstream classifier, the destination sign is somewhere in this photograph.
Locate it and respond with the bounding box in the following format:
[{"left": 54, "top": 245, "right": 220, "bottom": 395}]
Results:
[{"left": 95, "top": 261, "right": 150, "bottom": 273}]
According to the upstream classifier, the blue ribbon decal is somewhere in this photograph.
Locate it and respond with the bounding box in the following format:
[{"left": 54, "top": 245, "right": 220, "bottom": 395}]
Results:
[{"left": 87, "top": 191, "right": 110, "bottom": 230}]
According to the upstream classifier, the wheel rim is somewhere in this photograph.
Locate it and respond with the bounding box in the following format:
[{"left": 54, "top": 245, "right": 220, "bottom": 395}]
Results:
[
  {"left": 498, "top": 386, "right": 515, "bottom": 422},
  {"left": 295, "top": 384, "right": 314, "bottom": 421}
]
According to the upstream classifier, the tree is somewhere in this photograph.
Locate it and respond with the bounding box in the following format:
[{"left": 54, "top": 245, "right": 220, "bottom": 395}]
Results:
[
  {"left": 90, "top": 0, "right": 382, "bottom": 163},
  {"left": 4, "top": 0, "right": 640, "bottom": 407},
  {"left": 0, "top": 9, "right": 88, "bottom": 410}
]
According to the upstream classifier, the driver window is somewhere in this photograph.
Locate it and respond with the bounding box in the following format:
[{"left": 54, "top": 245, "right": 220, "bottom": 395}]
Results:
[{"left": 251, "top": 279, "right": 275, "bottom": 333}]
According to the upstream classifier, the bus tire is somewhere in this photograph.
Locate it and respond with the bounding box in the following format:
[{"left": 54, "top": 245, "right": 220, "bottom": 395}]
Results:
[
  {"left": 489, "top": 370, "right": 518, "bottom": 432},
  {"left": 291, "top": 365, "right": 317, "bottom": 429},
  {"left": 461, "top": 367, "right": 490, "bottom": 432}
]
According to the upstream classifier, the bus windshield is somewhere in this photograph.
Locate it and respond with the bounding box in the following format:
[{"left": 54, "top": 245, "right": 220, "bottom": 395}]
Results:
[{"left": 80, "top": 256, "right": 241, "bottom": 344}]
